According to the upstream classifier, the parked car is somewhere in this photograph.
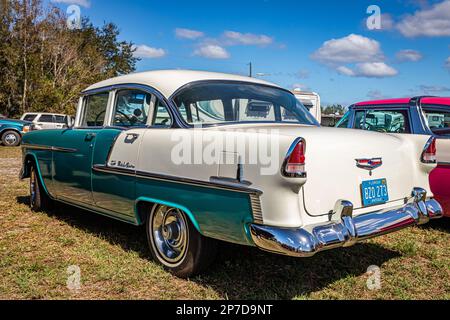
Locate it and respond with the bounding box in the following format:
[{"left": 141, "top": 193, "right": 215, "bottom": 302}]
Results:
[
  {"left": 337, "top": 97, "right": 450, "bottom": 216},
  {"left": 20, "top": 112, "right": 73, "bottom": 130},
  {"left": 20, "top": 71, "right": 443, "bottom": 277},
  {"left": 0, "top": 118, "right": 31, "bottom": 146}
]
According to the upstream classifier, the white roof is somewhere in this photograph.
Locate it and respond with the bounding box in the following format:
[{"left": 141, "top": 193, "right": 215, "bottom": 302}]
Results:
[{"left": 84, "top": 70, "right": 280, "bottom": 98}]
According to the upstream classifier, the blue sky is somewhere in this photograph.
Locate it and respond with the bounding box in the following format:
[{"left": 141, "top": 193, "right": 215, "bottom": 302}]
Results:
[{"left": 49, "top": 0, "right": 450, "bottom": 106}]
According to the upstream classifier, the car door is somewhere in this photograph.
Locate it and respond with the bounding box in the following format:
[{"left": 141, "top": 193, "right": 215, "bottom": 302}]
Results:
[
  {"left": 53, "top": 115, "right": 67, "bottom": 129},
  {"left": 52, "top": 92, "right": 111, "bottom": 206},
  {"left": 91, "top": 88, "right": 155, "bottom": 217},
  {"left": 421, "top": 106, "right": 450, "bottom": 213}
]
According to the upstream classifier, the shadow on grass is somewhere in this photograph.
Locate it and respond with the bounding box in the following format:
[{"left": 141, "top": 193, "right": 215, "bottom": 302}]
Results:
[{"left": 17, "top": 195, "right": 401, "bottom": 299}]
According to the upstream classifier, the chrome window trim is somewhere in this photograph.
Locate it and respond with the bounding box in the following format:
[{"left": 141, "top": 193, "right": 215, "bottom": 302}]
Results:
[
  {"left": 168, "top": 80, "right": 319, "bottom": 128},
  {"left": 82, "top": 83, "right": 185, "bottom": 128}
]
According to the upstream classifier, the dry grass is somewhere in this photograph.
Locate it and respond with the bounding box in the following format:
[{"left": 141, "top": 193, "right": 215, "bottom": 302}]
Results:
[{"left": 0, "top": 146, "right": 449, "bottom": 300}]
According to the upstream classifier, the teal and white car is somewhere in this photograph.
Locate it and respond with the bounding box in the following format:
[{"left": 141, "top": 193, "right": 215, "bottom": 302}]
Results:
[{"left": 20, "top": 70, "right": 443, "bottom": 277}]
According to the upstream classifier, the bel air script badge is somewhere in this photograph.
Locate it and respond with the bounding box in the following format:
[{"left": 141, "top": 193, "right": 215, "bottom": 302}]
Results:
[
  {"left": 109, "top": 160, "right": 136, "bottom": 169},
  {"left": 355, "top": 157, "right": 383, "bottom": 175}
]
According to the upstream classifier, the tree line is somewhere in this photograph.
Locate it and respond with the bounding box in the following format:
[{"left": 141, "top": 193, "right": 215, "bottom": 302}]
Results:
[{"left": 0, "top": 0, "right": 138, "bottom": 118}]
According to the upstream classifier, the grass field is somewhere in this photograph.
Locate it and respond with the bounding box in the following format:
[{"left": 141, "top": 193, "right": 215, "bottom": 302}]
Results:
[{"left": 0, "top": 146, "right": 449, "bottom": 300}]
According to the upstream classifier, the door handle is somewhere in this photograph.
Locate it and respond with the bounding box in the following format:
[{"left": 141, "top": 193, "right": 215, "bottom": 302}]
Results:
[{"left": 85, "top": 133, "right": 96, "bottom": 141}]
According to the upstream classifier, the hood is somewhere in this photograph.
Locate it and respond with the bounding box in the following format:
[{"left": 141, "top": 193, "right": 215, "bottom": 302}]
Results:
[{"left": 0, "top": 119, "right": 31, "bottom": 127}]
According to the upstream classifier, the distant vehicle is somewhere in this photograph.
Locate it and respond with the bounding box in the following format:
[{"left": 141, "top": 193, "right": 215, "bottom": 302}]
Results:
[
  {"left": 0, "top": 118, "right": 31, "bottom": 146},
  {"left": 292, "top": 90, "right": 321, "bottom": 124},
  {"left": 337, "top": 96, "right": 450, "bottom": 217},
  {"left": 20, "top": 112, "right": 73, "bottom": 130}
]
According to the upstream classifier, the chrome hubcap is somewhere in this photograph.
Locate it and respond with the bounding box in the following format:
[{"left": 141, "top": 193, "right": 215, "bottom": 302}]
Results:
[
  {"left": 152, "top": 206, "right": 188, "bottom": 264},
  {"left": 4, "top": 133, "right": 17, "bottom": 145},
  {"left": 30, "top": 169, "right": 36, "bottom": 206}
]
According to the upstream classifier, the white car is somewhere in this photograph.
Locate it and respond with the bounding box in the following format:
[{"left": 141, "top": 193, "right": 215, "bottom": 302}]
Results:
[
  {"left": 20, "top": 70, "right": 443, "bottom": 277},
  {"left": 20, "top": 113, "right": 73, "bottom": 130}
]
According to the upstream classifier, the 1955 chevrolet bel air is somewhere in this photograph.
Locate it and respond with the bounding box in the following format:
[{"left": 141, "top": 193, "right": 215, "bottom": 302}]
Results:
[{"left": 20, "top": 70, "right": 443, "bottom": 278}]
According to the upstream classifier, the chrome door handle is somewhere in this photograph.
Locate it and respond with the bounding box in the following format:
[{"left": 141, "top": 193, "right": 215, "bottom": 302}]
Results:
[{"left": 85, "top": 133, "right": 96, "bottom": 141}]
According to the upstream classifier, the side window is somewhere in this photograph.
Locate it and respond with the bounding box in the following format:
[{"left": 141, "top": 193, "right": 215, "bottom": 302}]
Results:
[
  {"left": 54, "top": 115, "right": 66, "bottom": 124},
  {"left": 336, "top": 111, "right": 350, "bottom": 128},
  {"left": 113, "top": 90, "right": 150, "bottom": 127},
  {"left": 151, "top": 99, "right": 172, "bottom": 127},
  {"left": 355, "top": 109, "right": 411, "bottom": 133},
  {"left": 38, "top": 115, "right": 54, "bottom": 123},
  {"left": 422, "top": 107, "right": 450, "bottom": 134},
  {"left": 82, "top": 93, "right": 109, "bottom": 127}
]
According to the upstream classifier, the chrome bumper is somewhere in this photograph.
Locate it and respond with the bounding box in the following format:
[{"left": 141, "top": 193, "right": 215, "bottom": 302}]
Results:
[{"left": 250, "top": 188, "right": 443, "bottom": 257}]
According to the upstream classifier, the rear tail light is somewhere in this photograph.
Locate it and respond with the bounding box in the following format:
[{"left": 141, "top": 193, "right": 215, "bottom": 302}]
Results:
[
  {"left": 282, "top": 138, "right": 306, "bottom": 178},
  {"left": 421, "top": 137, "right": 437, "bottom": 164}
]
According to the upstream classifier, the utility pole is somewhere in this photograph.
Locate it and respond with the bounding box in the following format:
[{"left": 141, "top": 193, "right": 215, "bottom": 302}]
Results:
[{"left": 248, "top": 62, "right": 252, "bottom": 77}]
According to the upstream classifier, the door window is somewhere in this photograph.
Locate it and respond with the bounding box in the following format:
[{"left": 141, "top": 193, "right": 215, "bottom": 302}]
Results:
[
  {"left": 54, "top": 115, "right": 66, "bottom": 124},
  {"left": 113, "top": 90, "right": 150, "bottom": 127},
  {"left": 152, "top": 99, "right": 172, "bottom": 127},
  {"left": 354, "top": 109, "right": 411, "bottom": 133},
  {"left": 81, "top": 93, "right": 109, "bottom": 127},
  {"left": 422, "top": 107, "right": 450, "bottom": 136}
]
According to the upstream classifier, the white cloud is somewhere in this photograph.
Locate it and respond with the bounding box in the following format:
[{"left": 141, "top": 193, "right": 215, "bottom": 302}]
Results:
[
  {"left": 51, "top": 0, "right": 91, "bottom": 8},
  {"left": 312, "top": 34, "right": 383, "bottom": 65},
  {"left": 380, "top": 14, "right": 395, "bottom": 30},
  {"left": 419, "top": 85, "right": 450, "bottom": 94},
  {"left": 338, "top": 63, "right": 398, "bottom": 78},
  {"left": 354, "top": 62, "right": 398, "bottom": 78},
  {"left": 194, "top": 45, "right": 230, "bottom": 59},
  {"left": 336, "top": 66, "right": 356, "bottom": 76},
  {"left": 396, "top": 49, "right": 423, "bottom": 62},
  {"left": 292, "top": 83, "right": 311, "bottom": 91},
  {"left": 223, "top": 31, "right": 273, "bottom": 46},
  {"left": 175, "top": 28, "right": 204, "bottom": 40},
  {"left": 367, "top": 90, "right": 388, "bottom": 99},
  {"left": 312, "top": 34, "right": 397, "bottom": 78},
  {"left": 133, "top": 45, "right": 166, "bottom": 59},
  {"left": 397, "top": 0, "right": 450, "bottom": 37}
]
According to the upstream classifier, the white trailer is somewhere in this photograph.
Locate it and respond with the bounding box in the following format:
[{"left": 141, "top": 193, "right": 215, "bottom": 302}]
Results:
[{"left": 292, "top": 89, "right": 321, "bottom": 124}]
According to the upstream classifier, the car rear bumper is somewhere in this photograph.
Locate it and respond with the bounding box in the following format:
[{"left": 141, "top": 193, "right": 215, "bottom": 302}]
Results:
[{"left": 249, "top": 188, "right": 443, "bottom": 257}]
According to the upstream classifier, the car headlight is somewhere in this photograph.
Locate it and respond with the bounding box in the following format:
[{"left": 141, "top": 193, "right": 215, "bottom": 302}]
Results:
[{"left": 22, "top": 125, "right": 31, "bottom": 133}]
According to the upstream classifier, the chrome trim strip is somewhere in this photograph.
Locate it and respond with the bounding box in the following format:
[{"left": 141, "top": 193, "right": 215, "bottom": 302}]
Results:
[
  {"left": 92, "top": 164, "right": 263, "bottom": 195},
  {"left": 250, "top": 188, "right": 443, "bottom": 258},
  {"left": 438, "top": 162, "right": 450, "bottom": 166},
  {"left": 249, "top": 194, "right": 263, "bottom": 224},
  {"left": 22, "top": 144, "right": 77, "bottom": 153}
]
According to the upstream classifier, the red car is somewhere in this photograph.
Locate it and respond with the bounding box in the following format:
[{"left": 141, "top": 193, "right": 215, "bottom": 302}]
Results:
[{"left": 337, "top": 96, "right": 450, "bottom": 216}]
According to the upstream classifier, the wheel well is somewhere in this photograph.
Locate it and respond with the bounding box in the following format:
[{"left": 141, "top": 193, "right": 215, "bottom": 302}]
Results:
[
  {"left": 21, "top": 154, "right": 37, "bottom": 179},
  {"left": 134, "top": 199, "right": 201, "bottom": 233},
  {"left": 135, "top": 201, "right": 157, "bottom": 225},
  {"left": 0, "top": 128, "right": 21, "bottom": 138}
]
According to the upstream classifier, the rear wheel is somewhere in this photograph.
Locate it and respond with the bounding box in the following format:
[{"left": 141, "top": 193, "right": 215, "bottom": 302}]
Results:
[
  {"left": 30, "top": 165, "right": 52, "bottom": 211},
  {"left": 1, "top": 130, "right": 21, "bottom": 147},
  {"left": 146, "top": 204, "right": 217, "bottom": 278}
]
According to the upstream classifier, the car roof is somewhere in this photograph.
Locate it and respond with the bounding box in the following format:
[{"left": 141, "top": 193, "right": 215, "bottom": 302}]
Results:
[
  {"left": 83, "top": 69, "right": 281, "bottom": 98},
  {"left": 421, "top": 97, "right": 450, "bottom": 106},
  {"left": 354, "top": 98, "right": 411, "bottom": 107},
  {"left": 354, "top": 97, "right": 450, "bottom": 108}
]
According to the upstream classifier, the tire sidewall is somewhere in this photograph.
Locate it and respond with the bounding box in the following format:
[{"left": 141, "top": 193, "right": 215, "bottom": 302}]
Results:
[
  {"left": 1, "top": 131, "right": 21, "bottom": 147},
  {"left": 146, "top": 205, "right": 201, "bottom": 278}
]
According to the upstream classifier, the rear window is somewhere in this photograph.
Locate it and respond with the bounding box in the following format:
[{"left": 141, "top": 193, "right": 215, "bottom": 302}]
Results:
[{"left": 422, "top": 107, "right": 450, "bottom": 136}]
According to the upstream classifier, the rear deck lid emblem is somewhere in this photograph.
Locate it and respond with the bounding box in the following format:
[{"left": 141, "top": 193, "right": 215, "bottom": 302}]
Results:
[{"left": 355, "top": 158, "right": 383, "bottom": 173}]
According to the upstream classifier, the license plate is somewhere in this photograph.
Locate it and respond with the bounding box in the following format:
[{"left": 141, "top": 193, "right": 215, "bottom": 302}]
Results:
[{"left": 361, "top": 178, "right": 389, "bottom": 207}]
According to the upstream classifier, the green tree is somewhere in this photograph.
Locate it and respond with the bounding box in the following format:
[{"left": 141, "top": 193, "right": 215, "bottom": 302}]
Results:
[{"left": 0, "top": 0, "right": 138, "bottom": 117}]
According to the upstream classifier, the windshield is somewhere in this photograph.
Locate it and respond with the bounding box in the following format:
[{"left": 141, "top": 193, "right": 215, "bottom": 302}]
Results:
[{"left": 173, "top": 82, "right": 319, "bottom": 126}]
